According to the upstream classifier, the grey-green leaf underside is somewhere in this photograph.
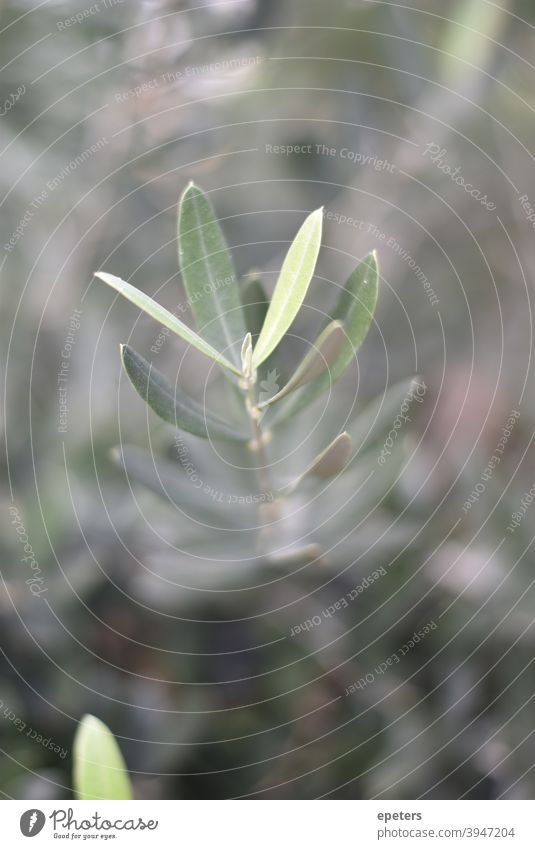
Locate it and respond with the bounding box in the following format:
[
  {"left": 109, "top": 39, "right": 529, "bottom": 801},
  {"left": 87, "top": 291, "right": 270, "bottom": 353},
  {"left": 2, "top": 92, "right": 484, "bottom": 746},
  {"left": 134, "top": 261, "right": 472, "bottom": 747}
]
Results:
[
  {"left": 94, "top": 271, "right": 240, "bottom": 375},
  {"left": 258, "top": 320, "right": 345, "bottom": 408},
  {"left": 270, "top": 251, "right": 378, "bottom": 425},
  {"left": 178, "top": 183, "right": 246, "bottom": 367},
  {"left": 121, "top": 344, "right": 248, "bottom": 441}
]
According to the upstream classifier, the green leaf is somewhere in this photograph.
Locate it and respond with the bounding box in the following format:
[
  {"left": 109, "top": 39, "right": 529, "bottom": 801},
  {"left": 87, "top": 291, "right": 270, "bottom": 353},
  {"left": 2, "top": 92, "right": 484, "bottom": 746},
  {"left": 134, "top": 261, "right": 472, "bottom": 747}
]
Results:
[
  {"left": 270, "top": 251, "right": 378, "bottom": 425},
  {"left": 285, "top": 432, "right": 353, "bottom": 494},
  {"left": 121, "top": 344, "right": 248, "bottom": 441},
  {"left": 178, "top": 183, "right": 246, "bottom": 367},
  {"left": 110, "top": 444, "right": 246, "bottom": 525},
  {"left": 331, "top": 250, "right": 379, "bottom": 329},
  {"left": 110, "top": 438, "right": 263, "bottom": 524},
  {"left": 94, "top": 271, "right": 240, "bottom": 376},
  {"left": 241, "top": 272, "right": 268, "bottom": 338},
  {"left": 258, "top": 320, "right": 344, "bottom": 408},
  {"left": 301, "top": 432, "right": 353, "bottom": 480},
  {"left": 110, "top": 443, "right": 203, "bottom": 507},
  {"left": 252, "top": 207, "right": 323, "bottom": 368},
  {"left": 73, "top": 715, "right": 132, "bottom": 801},
  {"left": 349, "top": 376, "right": 424, "bottom": 454}
]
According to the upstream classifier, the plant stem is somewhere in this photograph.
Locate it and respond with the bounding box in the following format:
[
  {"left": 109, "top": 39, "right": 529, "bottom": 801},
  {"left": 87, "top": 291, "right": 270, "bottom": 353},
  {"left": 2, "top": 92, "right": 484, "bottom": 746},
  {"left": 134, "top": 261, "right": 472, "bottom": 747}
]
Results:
[{"left": 242, "top": 376, "right": 280, "bottom": 524}]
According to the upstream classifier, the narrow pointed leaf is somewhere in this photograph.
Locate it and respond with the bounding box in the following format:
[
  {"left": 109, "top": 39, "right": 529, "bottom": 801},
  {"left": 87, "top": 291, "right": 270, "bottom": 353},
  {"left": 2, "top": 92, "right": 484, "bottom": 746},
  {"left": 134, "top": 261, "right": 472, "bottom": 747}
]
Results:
[
  {"left": 271, "top": 251, "right": 378, "bottom": 424},
  {"left": 302, "top": 432, "right": 353, "bottom": 481},
  {"left": 110, "top": 445, "right": 245, "bottom": 524},
  {"left": 252, "top": 207, "right": 323, "bottom": 368},
  {"left": 258, "top": 320, "right": 345, "bottom": 408},
  {"left": 94, "top": 271, "right": 240, "bottom": 375},
  {"left": 332, "top": 250, "right": 379, "bottom": 330},
  {"left": 284, "top": 432, "right": 353, "bottom": 495},
  {"left": 110, "top": 444, "right": 204, "bottom": 507},
  {"left": 178, "top": 183, "right": 246, "bottom": 366},
  {"left": 121, "top": 344, "right": 248, "bottom": 441},
  {"left": 349, "top": 376, "right": 425, "bottom": 454},
  {"left": 113, "top": 445, "right": 260, "bottom": 529},
  {"left": 241, "top": 273, "right": 268, "bottom": 338},
  {"left": 73, "top": 715, "right": 132, "bottom": 801}
]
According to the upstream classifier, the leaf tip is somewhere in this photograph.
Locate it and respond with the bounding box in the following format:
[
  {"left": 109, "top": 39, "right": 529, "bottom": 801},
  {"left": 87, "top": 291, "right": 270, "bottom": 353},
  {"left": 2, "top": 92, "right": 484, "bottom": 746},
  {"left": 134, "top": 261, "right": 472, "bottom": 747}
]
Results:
[
  {"left": 119, "top": 343, "right": 130, "bottom": 366},
  {"left": 78, "top": 713, "right": 99, "bottom": 731},
  {"left": 74, "top": 713, "right": 103, "bottom": 752},
  {"left": 179, "top": 181, "right": 198, "bottom": 205},
  {"left": 73, "top": 714, "right": 132, "bottom": 801},
  {"left": 94, "top": 270, "right": 122, "bottom": 289},
  {"left": 109, "top": 446, "right": 121, "bottom": 465}
]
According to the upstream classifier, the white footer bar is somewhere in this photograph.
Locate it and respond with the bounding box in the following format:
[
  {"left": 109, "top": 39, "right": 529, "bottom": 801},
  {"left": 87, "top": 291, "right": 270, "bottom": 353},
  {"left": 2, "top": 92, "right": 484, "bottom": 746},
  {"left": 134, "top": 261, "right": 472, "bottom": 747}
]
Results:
[{"left": 2, "top": 800, "right": 532, "bottom": 847}]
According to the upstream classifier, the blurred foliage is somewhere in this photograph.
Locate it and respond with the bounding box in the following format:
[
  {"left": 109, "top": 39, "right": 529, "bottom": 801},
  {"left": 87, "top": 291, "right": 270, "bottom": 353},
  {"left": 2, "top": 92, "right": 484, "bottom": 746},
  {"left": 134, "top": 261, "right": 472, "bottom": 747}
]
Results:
[{"left": 2, "top": 0, "right": 535, "bottom": 800}]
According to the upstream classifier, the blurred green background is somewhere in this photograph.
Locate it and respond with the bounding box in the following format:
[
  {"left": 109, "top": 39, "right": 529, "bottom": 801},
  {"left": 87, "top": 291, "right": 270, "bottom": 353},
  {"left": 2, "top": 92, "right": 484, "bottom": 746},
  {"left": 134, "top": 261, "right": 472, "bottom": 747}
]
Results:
[{"left": 2, "top": 0, "right": 535, "bottom": 799}]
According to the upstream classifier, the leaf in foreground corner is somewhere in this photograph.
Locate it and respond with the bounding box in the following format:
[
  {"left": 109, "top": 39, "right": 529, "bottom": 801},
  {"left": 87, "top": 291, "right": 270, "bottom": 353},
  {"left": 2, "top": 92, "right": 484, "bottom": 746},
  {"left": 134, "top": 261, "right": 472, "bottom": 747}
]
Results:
[
  {"left": 252, "top": 207, "right": 323, "bottom": 368},
  {"left": 94, "top": 271, "right": 240, "bottom": 375},
  {"left": 178, "top": 183, "right": 246, "bottom": 367},
  {"left": 121, "top": 344, "right": 248, "bottom": 441},
  {"left": 73, "top": 715, "right": 132, "bottom": 801}
]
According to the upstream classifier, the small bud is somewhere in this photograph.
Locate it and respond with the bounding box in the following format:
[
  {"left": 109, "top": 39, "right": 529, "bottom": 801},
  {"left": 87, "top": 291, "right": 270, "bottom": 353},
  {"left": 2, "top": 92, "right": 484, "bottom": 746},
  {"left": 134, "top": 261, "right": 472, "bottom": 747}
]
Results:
[{"left": 241, "top": 332, "right": 254, "bottom": 380}]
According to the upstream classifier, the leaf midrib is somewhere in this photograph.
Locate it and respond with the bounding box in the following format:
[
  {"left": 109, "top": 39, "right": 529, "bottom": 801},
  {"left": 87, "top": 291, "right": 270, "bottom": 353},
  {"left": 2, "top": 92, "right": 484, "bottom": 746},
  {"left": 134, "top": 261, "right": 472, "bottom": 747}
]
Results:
[
  {"left": 188, "top": 191, "right": 241, "bottom": 363},
  {"left": 256, "top": 224, "right": 316, "bottom": 360}
]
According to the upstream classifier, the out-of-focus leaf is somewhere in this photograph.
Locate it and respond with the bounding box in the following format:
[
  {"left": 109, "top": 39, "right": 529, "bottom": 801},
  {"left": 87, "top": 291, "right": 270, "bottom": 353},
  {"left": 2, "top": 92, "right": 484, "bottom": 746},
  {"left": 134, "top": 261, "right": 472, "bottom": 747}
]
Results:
[
  {"left": 110, "top": 444, "right": 248, "bottom": 525},
  {"left": 349, "top": 375, "right": 424, "bottom": 454},
  {"left": 270, "top": 251, "right": 378, "bottom": 424},
  {"left": 73, "top": 715, "right": 132, "bottom": 801},
  {"left": 302, "top": 431, "right": 353, "bottom": 479},
  {"left": 258, "top": 320, "right": 345, "bottom": 408},
  {"left": 241, "top": 272, "right": 268, "bottom": 338},
  {"left": 94, "top": 271, "right": 240, "bottom": 375},
  {"left": 121, "top": 344, "right": 248, "bottom": 441},
  {"left": 286, "top": 432, "right": 353, "bottom": 494},
  {"left": 252, "top": 207, "right": 323, "bottom": 368},
  {"left": 313, "top": 431, "right": 409, "bottom": 546},
  {"left": 178, "top": 183, "right": 246, "bottom": 367}
]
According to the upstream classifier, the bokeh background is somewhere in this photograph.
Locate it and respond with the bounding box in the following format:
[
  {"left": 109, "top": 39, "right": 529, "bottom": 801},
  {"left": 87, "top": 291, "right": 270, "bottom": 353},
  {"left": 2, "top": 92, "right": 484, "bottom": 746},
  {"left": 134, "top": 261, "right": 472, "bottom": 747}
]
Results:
[{"left": 2, "top": 0, "right": 535, "bottom": 799}]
